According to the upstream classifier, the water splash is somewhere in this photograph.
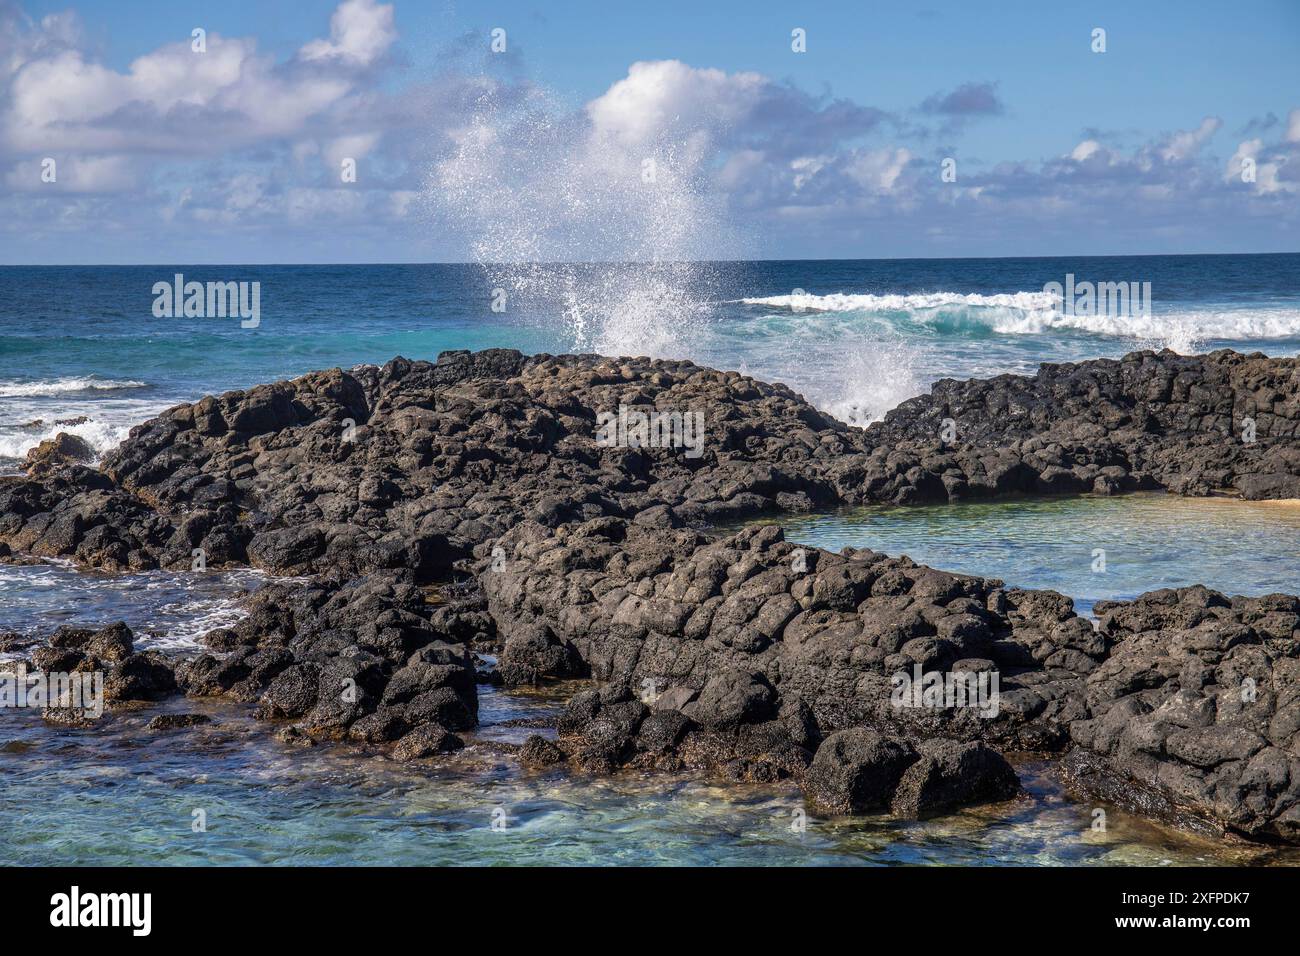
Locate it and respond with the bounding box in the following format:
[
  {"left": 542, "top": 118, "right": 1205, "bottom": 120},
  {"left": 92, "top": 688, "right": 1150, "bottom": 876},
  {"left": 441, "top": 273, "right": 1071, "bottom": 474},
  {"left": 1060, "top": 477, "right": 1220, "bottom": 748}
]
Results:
[{"left": 426, "top": 84, "right": 739, "bottom": 359}]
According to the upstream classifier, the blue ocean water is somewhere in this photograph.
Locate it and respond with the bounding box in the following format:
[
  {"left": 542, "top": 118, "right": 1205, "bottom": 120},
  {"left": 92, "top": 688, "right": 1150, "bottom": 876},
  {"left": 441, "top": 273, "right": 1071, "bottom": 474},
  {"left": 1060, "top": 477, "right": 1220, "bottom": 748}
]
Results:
[
  {"left": 3, "top": 254, "right": 1300, "bottom": 865},
  {"left": 2, "top": 253, "right": 1299, "bottom": 467}
]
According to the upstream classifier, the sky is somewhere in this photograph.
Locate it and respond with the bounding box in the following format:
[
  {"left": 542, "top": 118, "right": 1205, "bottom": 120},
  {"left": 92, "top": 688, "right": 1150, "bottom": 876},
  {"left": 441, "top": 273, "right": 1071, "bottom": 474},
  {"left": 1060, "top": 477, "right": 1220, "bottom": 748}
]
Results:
[{"left": 1, "top": 0, "right": 1298, "bottom": 263}]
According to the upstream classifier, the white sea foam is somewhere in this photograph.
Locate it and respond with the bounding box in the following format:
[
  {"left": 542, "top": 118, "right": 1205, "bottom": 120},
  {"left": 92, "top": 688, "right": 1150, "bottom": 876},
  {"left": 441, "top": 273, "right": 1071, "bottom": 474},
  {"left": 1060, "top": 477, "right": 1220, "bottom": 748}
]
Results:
[
  {"left": 785, "top": 340, "right": 924, "bottom": 428},
  {"left": 739, "top": 290, "right": 1300, "bottom": 353},
  {"left": 0, "top": 376, "right": 148, "bottom": 398},
  {"left": 0, "top": 392, "right": 171, "bottom": 469},
  {"left": 740, "top": 290, "right": 1059, "bottom": 315},
  {"left": 0, "top": 418, "right": 133, "bottom": 464},
  {"left": 0, "top": 561, "right": 264, "bottom": 653},
  {"left": 0, "top": 375, "right": 159, "bottom": 466}
]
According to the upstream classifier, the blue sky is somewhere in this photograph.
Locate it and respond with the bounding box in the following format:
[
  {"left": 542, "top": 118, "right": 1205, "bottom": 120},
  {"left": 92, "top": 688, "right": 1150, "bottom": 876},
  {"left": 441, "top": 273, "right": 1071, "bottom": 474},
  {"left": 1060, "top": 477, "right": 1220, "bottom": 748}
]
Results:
[{"left": 2, "top": 0, "right": 1298, "bottom": 262}]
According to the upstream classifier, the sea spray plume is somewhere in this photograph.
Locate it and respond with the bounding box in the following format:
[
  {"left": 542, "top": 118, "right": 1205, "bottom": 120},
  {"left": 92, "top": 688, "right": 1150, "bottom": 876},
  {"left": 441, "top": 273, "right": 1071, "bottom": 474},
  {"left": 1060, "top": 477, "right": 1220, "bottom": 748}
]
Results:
[
  {"left": 426, "top": 82, "right": 741, "bottom": 358},
  {"left": 816, "top": 341, "right": 925, "bottom": 427},
  {"left": 718, "top": 297, "right": 925, "bottom": 427}
]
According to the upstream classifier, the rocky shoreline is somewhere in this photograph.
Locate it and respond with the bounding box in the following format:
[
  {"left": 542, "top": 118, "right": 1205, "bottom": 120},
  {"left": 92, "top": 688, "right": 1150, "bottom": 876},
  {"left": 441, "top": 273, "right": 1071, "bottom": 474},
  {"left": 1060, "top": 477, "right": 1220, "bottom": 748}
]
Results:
[{"left": 3, "top": 347, "right": 1300, "bottom": 843}]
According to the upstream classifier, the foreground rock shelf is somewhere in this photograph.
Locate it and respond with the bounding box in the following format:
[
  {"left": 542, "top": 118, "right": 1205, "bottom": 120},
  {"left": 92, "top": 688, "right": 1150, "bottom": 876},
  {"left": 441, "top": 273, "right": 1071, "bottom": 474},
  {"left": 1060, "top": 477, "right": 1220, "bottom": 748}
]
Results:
[{"left": 3, "top": 347, "right": 1300, "bottom": 842}]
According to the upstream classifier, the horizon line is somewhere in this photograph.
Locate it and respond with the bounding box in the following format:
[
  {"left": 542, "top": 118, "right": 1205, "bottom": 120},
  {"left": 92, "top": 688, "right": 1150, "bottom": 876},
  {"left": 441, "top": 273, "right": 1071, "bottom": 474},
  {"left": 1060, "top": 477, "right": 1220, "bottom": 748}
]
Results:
[{"left": 3, "top": 250, "right": 1299, "bottom": 268}]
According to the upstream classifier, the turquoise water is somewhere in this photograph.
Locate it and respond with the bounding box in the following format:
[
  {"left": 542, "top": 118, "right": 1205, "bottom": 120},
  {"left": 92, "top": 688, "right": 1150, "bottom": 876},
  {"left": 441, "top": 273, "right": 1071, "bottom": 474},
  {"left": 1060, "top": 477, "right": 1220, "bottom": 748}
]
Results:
[
  {"left": 744, "top": 493, "right": 1300, "bottom": 616},
  {"left": 4, "top": 493, "right": 1300, "bottom": 866}
]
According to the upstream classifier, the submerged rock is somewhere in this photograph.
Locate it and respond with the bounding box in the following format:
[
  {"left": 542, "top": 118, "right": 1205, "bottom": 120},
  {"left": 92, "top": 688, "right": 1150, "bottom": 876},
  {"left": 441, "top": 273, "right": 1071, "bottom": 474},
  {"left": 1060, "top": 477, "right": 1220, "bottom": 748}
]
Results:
[{"left": 146, "top": 713, "right": 212, "bottom": 731}]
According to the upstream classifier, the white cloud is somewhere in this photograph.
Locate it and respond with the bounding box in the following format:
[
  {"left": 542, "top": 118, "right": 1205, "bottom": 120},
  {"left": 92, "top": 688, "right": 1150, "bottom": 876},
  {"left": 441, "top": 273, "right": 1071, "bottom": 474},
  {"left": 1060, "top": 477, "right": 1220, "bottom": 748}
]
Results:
[
  {"left": 3, "top": 152, "right": 136, "bottom": 192},
  {"left": 585, "top": 60, "right": 766, "bottom": 148},
  {"left": 299, "top": 0, "right": 396, "bottom": 67},
  {"left": 1070, "top": 139, "right": 1107, "bottom": 163},
  {"left": 1, "top": 1, "right": 1296, "bottom": 261},
  {"left": 844, "top": 147, "right": 912, "bottom": 193},
  {"left": 1226, "top": 128, "right": 1298, "bottom": 196},
  {"left": 1, "top": 1, "right": 395, "bottom": 158},
  {"left": 1158, "top": 116, "right": 1221, "bottom": 162},
  {"left": 324, "top": 132, "right": 380, "bottom": 172}
]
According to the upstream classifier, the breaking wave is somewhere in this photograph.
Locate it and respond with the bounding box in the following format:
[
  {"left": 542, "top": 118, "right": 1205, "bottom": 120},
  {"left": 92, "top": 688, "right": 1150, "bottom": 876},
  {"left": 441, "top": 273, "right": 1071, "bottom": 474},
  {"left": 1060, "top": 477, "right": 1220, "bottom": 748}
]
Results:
[
  {"left": 0, "top": 376, "right": 148, "bottom": 398},
  {"left": 739, "top": 290, "right": 1300, "bottom": 354},
  {"left": 0, "top": 418, "right": 134, "bottom": 466},
  {"left": 0, "top": 376, "right": 161, "bottom": 469}
]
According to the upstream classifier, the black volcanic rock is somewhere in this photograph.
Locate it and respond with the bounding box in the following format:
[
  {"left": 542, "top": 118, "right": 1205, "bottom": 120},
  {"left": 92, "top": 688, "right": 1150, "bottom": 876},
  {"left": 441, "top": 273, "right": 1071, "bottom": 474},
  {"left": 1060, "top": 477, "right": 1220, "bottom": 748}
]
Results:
[
  {"left": 805, "top": 728, "right": 919, "bottom": 814},
  {"left": 146, "top": 713, "right": 212, "bottom": 731},
  {"left": 862, "top": 348, "right": 1300, "bottom": 503},
  {"left": 1069, "top": 588, "right": 1300, "bottom": 843},
  {"left": 889, "top": 739, "right": 1020, "bottom": 818}
]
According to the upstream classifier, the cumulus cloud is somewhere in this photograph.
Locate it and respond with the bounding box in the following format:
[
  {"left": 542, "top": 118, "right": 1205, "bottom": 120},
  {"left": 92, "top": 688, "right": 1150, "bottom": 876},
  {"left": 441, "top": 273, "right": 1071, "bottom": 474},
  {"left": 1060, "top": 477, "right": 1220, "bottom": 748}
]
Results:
[
  {"left": 0, "top": 0, "right": 506, "bottom": 246},
  {"left": 0, "top": 1, "right": 397, "bottom": 158},
  {"left": 429, "top": 59, "right": 901, "bottom": 263},
  {"left": 299, "top": 0, "right": 396, "bottom": 66},
  {"left": 3, "top": 152, "right": 136, "bottom": 192},
  {"left": 586, "top": 60, "right": 766, "bottom": 148},
  {"left": 1159, "top": 116, "right": 1222, "bottom": 162},
  {"left": 585, "top": 59, "right": 886, "bottom": 160}
]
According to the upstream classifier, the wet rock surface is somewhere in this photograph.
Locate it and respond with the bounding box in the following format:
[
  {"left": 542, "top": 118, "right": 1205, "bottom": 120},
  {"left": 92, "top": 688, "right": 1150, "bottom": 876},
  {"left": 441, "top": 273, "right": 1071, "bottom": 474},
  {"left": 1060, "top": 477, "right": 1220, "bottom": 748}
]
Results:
[
  {"left": 146, "top": 713, "right": 212, "bottom": 731},
  {"left": 25, "top": 432, "right": 96, "bottom": 476},
  {"left": 867, "top": 348, "right": 1300, "bottom": 502},
  {"left": 3, "top": 347, "right": 1300, "bottom": 838}
]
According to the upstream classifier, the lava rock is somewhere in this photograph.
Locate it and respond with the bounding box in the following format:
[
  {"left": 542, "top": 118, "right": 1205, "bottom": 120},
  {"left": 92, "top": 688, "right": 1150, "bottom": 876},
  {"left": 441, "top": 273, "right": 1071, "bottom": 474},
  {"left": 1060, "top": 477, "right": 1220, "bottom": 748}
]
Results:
[
  {"left": 889, "top": 739, "right": 1020, "bottom": 818},
  {"left": 804, "top": 728, "right": 919, "bottom": 814},
  {"left": 146, "top": 713, "right": 212, "bottom": 731},
  {"left": 391, "top": 723, "right": 463, "bottom": 761},
  {"left": 519, "top": 734, "right": 566, "bottom": 768}
]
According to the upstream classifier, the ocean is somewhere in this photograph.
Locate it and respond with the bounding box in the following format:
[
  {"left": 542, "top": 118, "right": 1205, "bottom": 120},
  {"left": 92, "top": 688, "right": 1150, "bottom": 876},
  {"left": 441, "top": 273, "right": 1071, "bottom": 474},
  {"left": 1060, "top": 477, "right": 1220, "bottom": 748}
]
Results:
[
  {"left": 3, "top": 253, "right": 1300, "bottom": 865},
  {"left": 4, "top": 254, "right": 1300, "bottom": 471}
]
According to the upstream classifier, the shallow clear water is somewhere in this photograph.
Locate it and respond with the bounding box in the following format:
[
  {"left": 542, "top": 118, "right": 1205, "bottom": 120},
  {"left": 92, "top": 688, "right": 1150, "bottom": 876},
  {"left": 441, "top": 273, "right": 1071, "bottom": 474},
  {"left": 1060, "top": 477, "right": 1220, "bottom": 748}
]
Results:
[
  {"left": 747, "top": 493, "right": 1300, "bottom": 616},
  {"left": 3, "top": 493, "right": 1300, "bottom": 865},
  {"left": 0, "top": 563, "right": 265, "bottom": 655},
  {"left": 1, "top": 685, "right": 1293, "bottom": 867}
]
